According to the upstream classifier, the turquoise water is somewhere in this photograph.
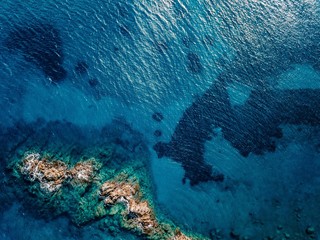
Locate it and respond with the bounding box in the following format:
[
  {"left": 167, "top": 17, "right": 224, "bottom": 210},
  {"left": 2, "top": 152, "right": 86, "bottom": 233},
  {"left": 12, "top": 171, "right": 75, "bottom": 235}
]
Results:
[{"left": 1, "top": 0, "right": 320, "bottom": 239}]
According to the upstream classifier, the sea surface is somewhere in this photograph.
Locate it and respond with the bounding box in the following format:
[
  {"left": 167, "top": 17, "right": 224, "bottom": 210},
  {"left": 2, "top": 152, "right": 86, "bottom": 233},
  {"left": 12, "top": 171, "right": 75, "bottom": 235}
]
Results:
[{"left": 1, "top": 0, "right": 320, "bottom": 239}]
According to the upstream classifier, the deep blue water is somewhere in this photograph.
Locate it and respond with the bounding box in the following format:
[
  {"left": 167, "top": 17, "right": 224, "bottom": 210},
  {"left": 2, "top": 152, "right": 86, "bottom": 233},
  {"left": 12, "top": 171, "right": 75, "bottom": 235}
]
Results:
[{"left": 1, "top": 0, "right": 320, "bottom": 239}]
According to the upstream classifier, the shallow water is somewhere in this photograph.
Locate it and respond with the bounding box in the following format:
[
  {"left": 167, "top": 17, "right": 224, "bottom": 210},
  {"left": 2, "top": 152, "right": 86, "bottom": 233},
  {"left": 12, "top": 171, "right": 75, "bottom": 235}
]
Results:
[{"left": 1, "top": 0, "right": 320, "bottom": 239}]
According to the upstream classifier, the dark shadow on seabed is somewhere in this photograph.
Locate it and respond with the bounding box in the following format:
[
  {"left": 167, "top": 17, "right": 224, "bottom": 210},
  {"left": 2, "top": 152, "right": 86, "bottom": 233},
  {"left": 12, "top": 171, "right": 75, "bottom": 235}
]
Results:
[
  {"left": 4, "top": 23, "right": 67, "bottom": 82},
  {"left": 154, "top": 74, "right": 320, "bottom": 186}
]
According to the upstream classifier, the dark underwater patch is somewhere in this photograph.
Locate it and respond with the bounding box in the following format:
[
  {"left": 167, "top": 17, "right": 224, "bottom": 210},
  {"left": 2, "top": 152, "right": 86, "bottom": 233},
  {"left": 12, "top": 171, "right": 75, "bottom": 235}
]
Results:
[
  {"left": 154, "top": 75, "right": 320, "bottom": 185},
  {"left": 186, "top": 53, "right": 202, "bottom": 74},
  {"left": 0, "top": 118, "right": 148, "bottom": 171},
  {"left": 154, "top": 79, "right": 230, "bottom": 186},
  {"left": 5, "top": 23, "right": 67, "bottom": 82},
  {"left": 75, "top": 61, "right": 89, "bottom": 75},
  {"left": 119, "top": 24, "right": 131, "bottom": 37},
  {"left": 88, "top": 78, "right": 99, "bottom": 87},
  {"left": 154, "top": 130, "right": 162, "bottom": 137},
  {"left": 202, "top": 35, "right": 215, "bottom": 46},
  {"left": 152, "top": 112, "right": 164, "bottom": 122}
]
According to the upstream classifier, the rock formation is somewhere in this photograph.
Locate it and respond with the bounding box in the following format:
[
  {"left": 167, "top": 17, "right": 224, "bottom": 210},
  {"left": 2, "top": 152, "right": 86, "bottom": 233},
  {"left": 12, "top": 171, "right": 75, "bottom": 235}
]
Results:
[
  {"left": 21, "top": 152, "right": 99, "bottom": 192},
  {"left": 99, "top": 174, "right": 198, "bottom": 240}
]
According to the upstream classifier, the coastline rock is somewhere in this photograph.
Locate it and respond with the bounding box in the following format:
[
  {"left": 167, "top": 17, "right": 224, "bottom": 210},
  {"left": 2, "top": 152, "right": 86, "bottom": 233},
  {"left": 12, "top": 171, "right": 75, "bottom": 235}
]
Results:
[{"left": 21, "top": 153, "right": 68, "bottom": 192}]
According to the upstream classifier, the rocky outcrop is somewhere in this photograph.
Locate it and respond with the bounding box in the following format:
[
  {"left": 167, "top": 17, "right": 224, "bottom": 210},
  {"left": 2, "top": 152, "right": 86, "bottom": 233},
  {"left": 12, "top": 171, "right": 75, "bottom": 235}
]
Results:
[
  {"left": 18, "top": 152, "right": 204, "bottom": 239},
  {"left": 21, "top": 152, "right": 99, "bottom": 192},
  {"left": 21, "top": 153, "right": 68, "bottom": 192},
  {"left": 99, "top": 174, "right": 198, "bottom": 240},
  {"left": 69, "top": 159, "right": 98, "bottom": 185},
  {"left": 100, "top": 176, "right": 158, "bottom": 235}
]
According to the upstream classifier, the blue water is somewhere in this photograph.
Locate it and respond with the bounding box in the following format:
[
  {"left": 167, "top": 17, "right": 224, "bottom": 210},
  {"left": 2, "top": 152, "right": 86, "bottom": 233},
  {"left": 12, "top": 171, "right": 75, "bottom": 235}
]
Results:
[{"left": 1, "top": 0, "right": 320, "bottom": 239}]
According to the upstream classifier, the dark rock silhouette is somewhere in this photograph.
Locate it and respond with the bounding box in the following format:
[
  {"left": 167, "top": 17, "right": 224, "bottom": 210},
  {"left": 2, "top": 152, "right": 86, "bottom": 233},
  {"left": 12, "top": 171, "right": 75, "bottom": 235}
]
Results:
[
  {"left": 154, "top": 75, "right": 320, "bottom": 185},
  {"left": 5, "top": 23, "right": 67, "bottom": 82},
  {"left": 154, "top": 79, "right": 230, "bottom": 185}
]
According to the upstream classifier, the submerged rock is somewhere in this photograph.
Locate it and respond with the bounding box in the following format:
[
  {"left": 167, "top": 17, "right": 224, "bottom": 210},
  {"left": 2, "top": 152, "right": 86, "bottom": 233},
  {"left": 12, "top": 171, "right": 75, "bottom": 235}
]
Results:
[
  {"left": 154, "top": 130, "right": 162, "bottom": 137},
  {"left": 152, "top": 112, "right": 164, "bottom": 122},
  {"left": 88, "top": 78, "right": 99, "bottom": 87},
  {"left": 305, "top": 226, "right": 315, "bottom": 235},
  {"left": 154, "top": 75, "right": 320, "bottom": 185},
  {"left": 75, "top": 61, "right": 89, "bottom": 75}
]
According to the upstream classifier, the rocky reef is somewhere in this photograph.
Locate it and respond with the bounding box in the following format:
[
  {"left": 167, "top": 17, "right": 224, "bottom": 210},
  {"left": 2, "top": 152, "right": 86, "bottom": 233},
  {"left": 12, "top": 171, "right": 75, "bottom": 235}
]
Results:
[
  {"left": 1, "top": 119, "right": 205, "bottom": 239},
  {"left": 13, "top": 151, "right": 202, "bottom": 239},
  {"left": 16, "top": 151, "right": 200, "bottom": 239}
]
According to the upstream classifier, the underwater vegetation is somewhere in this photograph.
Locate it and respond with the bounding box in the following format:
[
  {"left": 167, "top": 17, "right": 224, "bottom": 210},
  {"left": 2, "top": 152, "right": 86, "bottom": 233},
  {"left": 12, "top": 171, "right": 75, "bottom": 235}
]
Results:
[
  {"left": 154, "top": 76, "right": 320, "bottom": 185},
  {"left": 4, "top": 23, "right": 67, "bottom": 82},
  {"left": 0, "top": 119, "right": 205, "bottom": 239}
]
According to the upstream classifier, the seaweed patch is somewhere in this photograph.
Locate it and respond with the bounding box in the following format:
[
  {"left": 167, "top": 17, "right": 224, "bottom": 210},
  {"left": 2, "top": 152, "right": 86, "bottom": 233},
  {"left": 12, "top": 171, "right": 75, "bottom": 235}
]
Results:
[
  {"left": 5, "top": 23, "right": 67, "bottom": 82},
  {"left": 154, "top": 76, "right": 320, "bottom": 185}
]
